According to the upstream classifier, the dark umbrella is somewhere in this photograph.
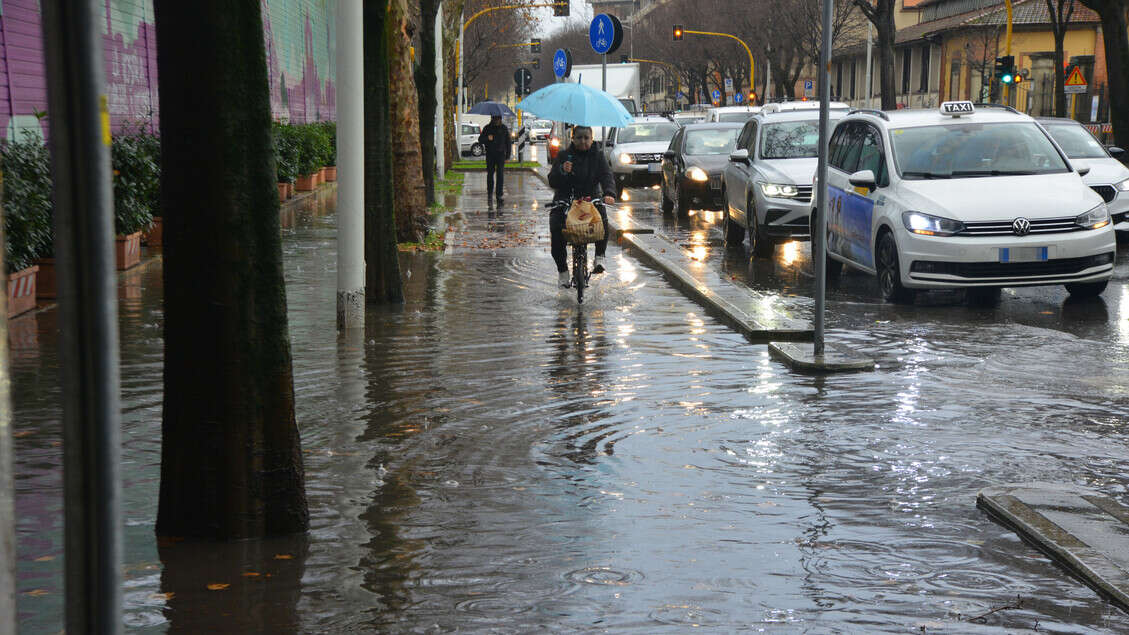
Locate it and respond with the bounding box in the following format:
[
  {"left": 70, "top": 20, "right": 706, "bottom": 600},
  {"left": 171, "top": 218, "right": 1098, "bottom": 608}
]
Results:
[{"left": 467, "top": 101, "right": 517, "bottom": 117}]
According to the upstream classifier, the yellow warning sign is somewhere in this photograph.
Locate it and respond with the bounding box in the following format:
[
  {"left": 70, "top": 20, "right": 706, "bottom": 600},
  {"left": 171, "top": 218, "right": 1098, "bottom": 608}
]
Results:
[{"left": 1065, "top": 66, "right": 1087, "bottom": 86}]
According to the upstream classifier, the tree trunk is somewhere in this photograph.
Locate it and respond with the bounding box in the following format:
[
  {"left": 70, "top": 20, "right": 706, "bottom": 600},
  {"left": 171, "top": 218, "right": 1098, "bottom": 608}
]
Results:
[
  {"left": 1081, "top": 0, "right": 1129, "bottom": 147},
  {"left": 366, "top": 0, "right": 405, "bottom": 303},
  {"left": 1054, "top": 30, "right": 1067, "bottom": 117},
  {"left": 154, "top": 0, "right": 308, "bottom": 540},
  {"left": 443, "top": 0, "right": 465, "bottom": 169},
  {"left": 416, "top": 0, "right": 440, "bottom": 206},
  {"left": 390, "top": 0, "right": 428, "bottom": 243},
  {"left": 877, "top": 19, "right": 897, "bottom": 109}
]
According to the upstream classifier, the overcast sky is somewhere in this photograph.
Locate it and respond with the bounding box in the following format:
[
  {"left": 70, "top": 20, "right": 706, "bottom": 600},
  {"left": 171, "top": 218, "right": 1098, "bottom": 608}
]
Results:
[{"left": 533, "top": 4, "right": 594, "bottom": 38}]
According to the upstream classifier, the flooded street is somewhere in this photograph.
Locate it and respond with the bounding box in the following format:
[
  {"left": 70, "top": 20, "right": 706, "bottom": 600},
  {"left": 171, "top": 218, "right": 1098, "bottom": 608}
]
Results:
[{"left": 11, "top": 176, "right": 1129, "bottom": 632}]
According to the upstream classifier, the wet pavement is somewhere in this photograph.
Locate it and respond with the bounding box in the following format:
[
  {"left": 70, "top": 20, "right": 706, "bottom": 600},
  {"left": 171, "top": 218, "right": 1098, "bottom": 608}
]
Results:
[{"left": 10, "top": 170, "right": 1129, "bottom": 632}]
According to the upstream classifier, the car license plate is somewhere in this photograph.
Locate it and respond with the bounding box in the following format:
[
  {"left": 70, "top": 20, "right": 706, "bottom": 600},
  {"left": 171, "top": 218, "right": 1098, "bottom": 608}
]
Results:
[
  {"left": 999, "top": 246, "right": 1048, "bottom": 263},
  {"left": 648, "top": 163, "right": 661, "bottom": 173}
]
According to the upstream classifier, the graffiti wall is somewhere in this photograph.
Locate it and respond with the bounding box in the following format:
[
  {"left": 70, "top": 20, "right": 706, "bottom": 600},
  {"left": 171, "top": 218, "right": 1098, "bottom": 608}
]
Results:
[{"left": 0, "top": 0, "right": 335, "bottom": 141}]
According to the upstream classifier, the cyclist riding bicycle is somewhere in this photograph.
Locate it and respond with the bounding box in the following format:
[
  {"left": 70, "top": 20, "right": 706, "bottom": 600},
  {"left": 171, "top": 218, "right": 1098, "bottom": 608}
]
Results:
[{"left": 548, "top": 125, "right": 616, "bottom": 288}]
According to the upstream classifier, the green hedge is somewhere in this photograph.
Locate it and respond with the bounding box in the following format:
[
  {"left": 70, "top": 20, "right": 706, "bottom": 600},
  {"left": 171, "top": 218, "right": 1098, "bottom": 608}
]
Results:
[
  {"left": 2, "top": 132, "right": 53, "bottom": 273},
  {"left": 111, "top": 125, "right": 160, "bottom": 236},
  {"left": 271, "top": 121, "right": 334, "bottom": 179}
]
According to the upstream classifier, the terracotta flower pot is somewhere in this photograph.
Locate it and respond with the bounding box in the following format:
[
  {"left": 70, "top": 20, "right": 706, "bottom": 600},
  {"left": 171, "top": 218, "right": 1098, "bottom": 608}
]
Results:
[
  {"left": 7, "top": 265, "right": 39, "bottom": 318},
  {"left": 317, "top": 167, "right": 327, "bottom": 184},
  {"left": 295, "top": 174, "right": 317, "bottom": 191},
  {"left": 115, "top": 232, "right": 142, "bottom": 270},
  {"left": 286, "top": 182, "right": 294, "bottom": 199},
  {"left": 278, "top": 182, "right": 288, "bottom": 202},
  {"left": 324, "top": 166, "right": 337, "bottom": 182},
  {"left": 34, "top": 258, "right": 56, "bottom": 300},
  {"left": 143, "top": 217, "right": 163, "bottom": 248}
]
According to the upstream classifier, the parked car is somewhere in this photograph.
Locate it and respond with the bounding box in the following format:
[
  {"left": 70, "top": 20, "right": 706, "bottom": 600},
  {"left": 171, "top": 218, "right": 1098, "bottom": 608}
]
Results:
[
  {"left": 460, "top": 122, "right": 484, "bottom": 157},
  {"left": 760, "top": 100, "right": 850, "bottom": 114},
  {"left": 817, "top": 102, "right": 1113, "bottom": 303},
  {"left": 722, "top": 107, "right": 848, "bottom": 254},
  {"left": 706, "top": 106, "right": 761, "bottom": 123},
  {"left": 1037, "top": 117, "right": 1129, "bottom": 232},
  {"left": 604, "top": 116, "right": 681, "bottom": 198},
  {"left": 671, "top": 111, "right": 707, "bottom": 125},
  {"left": 660, "top": 123, "right": 743, "bottom": 214},
  {"left": 530, "top": 119, "right": 553, "bottom": 141}
]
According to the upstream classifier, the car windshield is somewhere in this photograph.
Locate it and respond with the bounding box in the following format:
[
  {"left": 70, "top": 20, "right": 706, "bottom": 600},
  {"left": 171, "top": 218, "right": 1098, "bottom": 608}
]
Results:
[
  {"left": 684, "top": 128, "right": 740, "bottom": 155},
  {"left": 533, "top": 120, "right": 551, "bottom": 128},
  {"left": 760, "top": 120, "right": 820, "bottom": 159},
  {"left": 719, "top": 112, "right": 753, "bottom": 123},
  {"left": 1042, "top": 122, "right": 1108, "bottom": 159},
  {"left": 892, "top": 122, "right": 1071, "bottom": 178},
  {"left": 618, "top": 122, "right": 679, "bottom": 144}
]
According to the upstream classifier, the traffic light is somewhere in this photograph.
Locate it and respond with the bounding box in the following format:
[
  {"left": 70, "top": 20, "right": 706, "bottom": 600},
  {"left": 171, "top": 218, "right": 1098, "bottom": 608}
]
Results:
[
  {"left": 749, "top": 91, "right": 756, "bottom": 103},
  {"left": 553, "top": 1, "right": 569, "bottom": 16},
  {"left": 673, "top": 24, "right": 683, "bottom": 41},
  {"left": 530, "top": 38, "right": 541, "bottom": 54},
  {"left": 621, "top": 55, "right": 629, "bottom": 64},
  {"left": 532, "top": 58, "right": 540, "bottom": 70},
  {"left": 995, "top": 55, "right": 1015, "bottom": 84}
]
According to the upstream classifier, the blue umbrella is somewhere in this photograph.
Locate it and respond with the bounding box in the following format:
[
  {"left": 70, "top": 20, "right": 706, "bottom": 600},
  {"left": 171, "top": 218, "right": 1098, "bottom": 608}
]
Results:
[
  {"left": 516, "top": 82, "right": 633, "bottom": 128},
  {"left": 467, "top": 101, "right": 516, "bottom": 117}
]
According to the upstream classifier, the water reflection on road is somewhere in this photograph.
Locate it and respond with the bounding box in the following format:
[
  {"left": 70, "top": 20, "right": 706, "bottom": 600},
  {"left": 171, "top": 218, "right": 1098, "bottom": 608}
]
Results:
[{"left": 10, "top": 179, "right": 1129, "bottom": 632}]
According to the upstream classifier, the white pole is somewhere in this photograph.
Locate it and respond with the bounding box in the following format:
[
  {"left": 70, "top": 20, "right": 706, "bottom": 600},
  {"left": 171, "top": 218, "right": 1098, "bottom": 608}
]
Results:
[
  {"left": 815, "top": 0, "right": 833, "bottom": 355},
  {"left": 766, "top": 61, "right": 772, "bottom": 102},
  {"left": 435, "top": 4, "right": 445, "bottom": 177},
  {"left": 865, "top": 22, "right": 873, "bottom": 108},
  {"left": 337, "top": 0, "right": 364, "bottom": 328}
]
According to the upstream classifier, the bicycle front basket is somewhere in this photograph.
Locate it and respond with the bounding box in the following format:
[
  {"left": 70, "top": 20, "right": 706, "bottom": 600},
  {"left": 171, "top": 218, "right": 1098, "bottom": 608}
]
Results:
[{"left": 562, "top": 199, "right": 605, "bottom": 244}]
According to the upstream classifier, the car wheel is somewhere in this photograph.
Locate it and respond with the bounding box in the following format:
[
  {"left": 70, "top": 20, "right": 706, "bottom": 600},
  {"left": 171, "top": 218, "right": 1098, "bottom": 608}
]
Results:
[
  {"left": 676, "top": 178, "right": 691, "bottom": 217},
  {"left": 748, "top": 198, "right": 774, "bottom": 257},
  {"left": 876, "top": 231, "right": 915, "bottom": 304},
  {"left": 1064, "top": 280, "right": 1108, "bottom": 298},
  {"left": 724, "top": 205, "right": 745, "bottom": 248},
  {"left": 660, "top": 178, "right": 674, "bottom": 213},
  {"left": 471, "top": 143, "right": 484, "bottom": 157},
  {"left": 809, "top": 213, "right": 841, "bottom": 278}
]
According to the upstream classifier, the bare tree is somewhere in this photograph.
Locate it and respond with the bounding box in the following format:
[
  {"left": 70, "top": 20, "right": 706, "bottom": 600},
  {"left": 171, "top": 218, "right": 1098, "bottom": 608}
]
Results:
[
  {"left": 1078, "top": 0, "right": 1129, "bottom": 146},
  {"left": 1047, "top": 0, "right": 1078, "bottom": 116},
  {"left": 852, "top": 0, "right": 897, "bottom": 109}
]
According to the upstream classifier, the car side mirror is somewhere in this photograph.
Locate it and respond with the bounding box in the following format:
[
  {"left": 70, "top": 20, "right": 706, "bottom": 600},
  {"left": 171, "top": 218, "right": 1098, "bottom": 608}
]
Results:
[
  {"left": 848, "top": 169, "right": 877, "bottom": 191},
  {"left": 729, "top": 148, "right": 750, "bottom": 164},
  {"left": 663, "top": 150, "right": 676, "bottom": 160},
  {"left": 605, "top": 141, "right": 615, "bottom": 148},
  {"left": 1107, "top": 145, "right": 1125, "bottom": 157},
  {"left": 1077, "top": 165, "right": 1091, "bottom": 177}
]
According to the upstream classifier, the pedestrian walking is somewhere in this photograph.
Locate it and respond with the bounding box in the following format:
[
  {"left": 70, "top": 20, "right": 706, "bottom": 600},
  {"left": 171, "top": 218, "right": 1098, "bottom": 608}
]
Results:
[{"left": 478, "top": 115, "right": 511, "bottom": 207}]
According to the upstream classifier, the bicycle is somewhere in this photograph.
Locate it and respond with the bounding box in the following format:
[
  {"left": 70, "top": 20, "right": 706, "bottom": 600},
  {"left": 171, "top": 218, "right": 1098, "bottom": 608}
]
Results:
[{"left": 554, "top": 198, "right": 609, "bottom": 304}]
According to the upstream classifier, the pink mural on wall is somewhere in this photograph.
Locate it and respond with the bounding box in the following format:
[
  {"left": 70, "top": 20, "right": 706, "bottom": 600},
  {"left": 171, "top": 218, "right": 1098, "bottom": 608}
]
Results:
[{"left": 0, "top": 0, "right": 335, "bottom": 141}]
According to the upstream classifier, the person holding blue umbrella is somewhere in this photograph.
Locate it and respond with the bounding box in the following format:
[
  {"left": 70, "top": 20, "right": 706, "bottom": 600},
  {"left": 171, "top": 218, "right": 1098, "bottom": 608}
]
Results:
[
  {"left": 477, "top": 115, "right": 511, "bottom": 207},
  {"left": 548, "top": 125, "right": 616, "bottom": 286}
]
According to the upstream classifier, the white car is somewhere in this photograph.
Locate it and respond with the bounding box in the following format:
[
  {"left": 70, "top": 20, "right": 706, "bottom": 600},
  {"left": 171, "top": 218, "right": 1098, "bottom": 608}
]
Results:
[
  {"left": 1036, "top": 117, "right": 1129, "bottom": 231},
  {"left": 707, "top": 105, "right": 762, "bottom": 123},
  {"left": 604, "top": 116, "right": 681, "bottom": 198},
  {"left": 818, "top": 102, "right": 1114, "bottom": 302},
  {"left": 530, "top": 119, "right": 553, "bottom": 141},
  {"left": 459, "top": 122, "right": 483, "bottom": 157},
  {"left": 761, "top": 100, "right": 850, "bottom": 114}
]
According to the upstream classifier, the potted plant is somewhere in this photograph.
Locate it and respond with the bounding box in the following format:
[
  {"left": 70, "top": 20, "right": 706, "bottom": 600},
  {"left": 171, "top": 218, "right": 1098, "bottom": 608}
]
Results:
[
  {"left": 295, "top": 124, "right": 321, "bottom": 191},
  {"left": 273, "top": 121, "right": 299, "bottom": 201},
  {"left": 111, "top": 127, "right": 159, "bottom": 269},
  {"left": 320, "top": 120, "right": 337, "bottom": 181},
  {"left": 2, "top": 133, "right": 51, "bottom": 314}
]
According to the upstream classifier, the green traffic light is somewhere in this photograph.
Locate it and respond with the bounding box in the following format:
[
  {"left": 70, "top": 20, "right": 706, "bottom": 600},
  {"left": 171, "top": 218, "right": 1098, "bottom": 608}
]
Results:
[{"left": 1002, "top": 74, "right": 1013, "bottom": 84}]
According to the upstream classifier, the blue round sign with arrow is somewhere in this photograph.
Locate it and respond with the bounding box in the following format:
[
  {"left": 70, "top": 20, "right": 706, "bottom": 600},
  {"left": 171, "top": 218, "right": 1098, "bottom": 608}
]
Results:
[
  {"left": 589, "top": 14, "right": 616, "bottom": 54},
  {"left": 553, "top": 48, "right": 573, "bottom": 78},
  {"left": 711, "top": 89, "right": 721, "bottom": 102},
  {"left": 734, "top": 93, "right": 744, "bottom": 104}
]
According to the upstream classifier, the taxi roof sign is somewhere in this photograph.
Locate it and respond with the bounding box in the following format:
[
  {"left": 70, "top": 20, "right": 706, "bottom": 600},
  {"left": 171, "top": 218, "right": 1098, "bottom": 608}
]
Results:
[{"left": 940, "top": 101, "right": 975, "bottom": 117}]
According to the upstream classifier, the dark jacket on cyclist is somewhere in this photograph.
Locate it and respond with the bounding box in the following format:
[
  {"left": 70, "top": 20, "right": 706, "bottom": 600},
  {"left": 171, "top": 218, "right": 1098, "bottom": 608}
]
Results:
[{"left": 548, "top": 142, "right": 615, "bottom": 203}]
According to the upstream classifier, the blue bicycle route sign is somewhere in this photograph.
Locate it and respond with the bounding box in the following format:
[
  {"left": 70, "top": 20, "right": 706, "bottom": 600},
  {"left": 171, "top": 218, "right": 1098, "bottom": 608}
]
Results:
[
  {"left": 553, "top": 48, "right": 571, "bottom": 78},
  {"left": 589, "top": 14, "right": 614, "bottom": 54}
]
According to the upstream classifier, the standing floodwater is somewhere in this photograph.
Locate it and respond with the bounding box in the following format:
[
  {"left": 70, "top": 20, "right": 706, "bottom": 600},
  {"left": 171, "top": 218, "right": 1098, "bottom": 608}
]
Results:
[{"left": 10, "top": 178, "right": 1129, "bottom": 632}]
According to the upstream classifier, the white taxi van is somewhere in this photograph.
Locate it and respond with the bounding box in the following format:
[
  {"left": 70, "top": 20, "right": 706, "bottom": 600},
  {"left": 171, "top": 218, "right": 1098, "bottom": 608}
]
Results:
[{"left": 817, "top": 101, "right": 1115, "bottom": 302}]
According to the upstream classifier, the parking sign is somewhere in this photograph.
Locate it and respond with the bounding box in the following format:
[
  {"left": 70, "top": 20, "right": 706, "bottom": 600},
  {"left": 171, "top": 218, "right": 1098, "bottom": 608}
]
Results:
[{"left": 804, "top": 79, "right": 814, "bottom": 97}]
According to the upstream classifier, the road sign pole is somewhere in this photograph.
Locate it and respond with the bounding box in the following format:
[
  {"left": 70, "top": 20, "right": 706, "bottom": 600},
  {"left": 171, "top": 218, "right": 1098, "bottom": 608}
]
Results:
[
  {"left": 602, "top": 52, "right": 607, "bottom": 143},
  {"left": 815, "top": 0, "right": 833, "bottom": 356}
]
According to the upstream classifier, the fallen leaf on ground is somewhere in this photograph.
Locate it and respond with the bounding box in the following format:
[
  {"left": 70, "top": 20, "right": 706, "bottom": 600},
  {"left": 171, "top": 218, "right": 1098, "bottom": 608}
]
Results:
[
  {"left": 149, "top": 592, "right": 175, "bottom": 601},
  {"left": 33, "top": 556, "right": 54, "bottom": 562},
  {"left": 206, "top": 583, "right": 230, "bottom": 591},
  {"left": 241, "top": 572, "right": 261, "bottom": 577},
  {"left": 24, "top": 589, "right": 49, "bottom": 596},
  {"left": 273, "top": 554, "right": 293, "bottom": 560}
]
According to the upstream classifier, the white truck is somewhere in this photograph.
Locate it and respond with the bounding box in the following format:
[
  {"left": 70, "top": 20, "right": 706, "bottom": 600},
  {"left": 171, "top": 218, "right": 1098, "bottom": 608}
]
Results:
[{"left": 568, "top": 62, "right": 641, "bottom": 141}]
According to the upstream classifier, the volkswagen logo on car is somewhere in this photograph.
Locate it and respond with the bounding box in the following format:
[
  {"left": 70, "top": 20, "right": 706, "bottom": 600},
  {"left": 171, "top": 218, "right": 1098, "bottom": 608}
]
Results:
[{"left": 1012, "top": 217, "right": 1031, "bottom": 236}]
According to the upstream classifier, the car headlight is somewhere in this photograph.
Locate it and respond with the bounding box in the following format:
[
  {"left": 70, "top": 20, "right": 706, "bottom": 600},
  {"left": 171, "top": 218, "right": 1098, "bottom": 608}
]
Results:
[
  {"left": 549, "top": 138, "right": 560, "bottom": 148},
  {"left": 687, "top": 166, "right": 709, "bottom": 182},
  {"left": 619, "top": 153, "right": 633, "bottom": 165},
  {"left": 1115, "top": 177, "right": 1129, "bottom": 192},
  {"left": 760, "top": 182, "right": 799, "bottom": 198},
  {"left": 1075, "top": 203, "right": 1110, "bottom": 229},
  {"left": 902, "top": 211, "right": 965, "bottom": 236}
]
